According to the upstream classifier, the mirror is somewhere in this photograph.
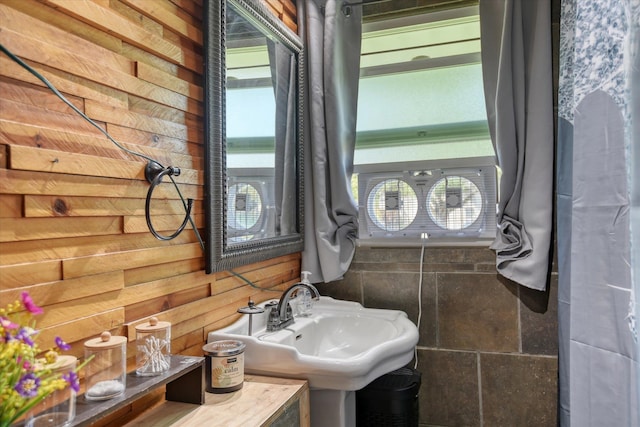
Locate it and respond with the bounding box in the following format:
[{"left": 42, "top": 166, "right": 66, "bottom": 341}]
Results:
[{"left": 204, "top": 0, "right": 305, "bottom": 273}]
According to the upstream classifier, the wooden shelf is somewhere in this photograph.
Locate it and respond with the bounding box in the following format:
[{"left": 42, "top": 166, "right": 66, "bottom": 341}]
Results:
[
  {"left": 124, "top": 374, "right": 310, "bottom": 427},
  {"left": 71, "top": 355, "right": 204, "bottom": 427}
]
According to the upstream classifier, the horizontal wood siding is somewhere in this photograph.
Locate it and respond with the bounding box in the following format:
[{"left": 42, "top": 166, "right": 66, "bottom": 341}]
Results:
[{"left": 0, "top": 0, "right": 298, "bottom": 424}]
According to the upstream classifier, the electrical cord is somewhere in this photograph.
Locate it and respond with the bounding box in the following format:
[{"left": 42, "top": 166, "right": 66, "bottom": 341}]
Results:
[
  {"left": 230, "top": 270, "right": 281, "bottom": 293},
  {"left": 0, "top": 43, "right": 204, "bottom": 249},
  {"left": 0, "top": 43, "right": 156, "bottom": 164},
  {"left": 414, "top": 234, "right": 426, "bottom": 369}
]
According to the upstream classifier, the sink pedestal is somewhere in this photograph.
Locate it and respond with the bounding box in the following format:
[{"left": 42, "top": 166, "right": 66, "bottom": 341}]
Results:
[{"left": 310, "top": 389, "right": 355, "bottom": 427}]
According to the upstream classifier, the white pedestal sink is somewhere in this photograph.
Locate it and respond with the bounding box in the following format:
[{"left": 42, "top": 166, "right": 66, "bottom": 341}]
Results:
[{"left": 207, "top": 297, "right": 419, "bottom": 427}]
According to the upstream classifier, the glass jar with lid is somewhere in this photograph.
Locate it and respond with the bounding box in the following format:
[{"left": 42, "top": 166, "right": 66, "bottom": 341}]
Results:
[
  {"left": 27, "top": 355, "right": 77, "bottom": 427},
  {"left": 135, "top": 317, "right": 171, "bottom": 376},
  {"left": 83, "top": 331, "right": 127, "bottom": 401}
]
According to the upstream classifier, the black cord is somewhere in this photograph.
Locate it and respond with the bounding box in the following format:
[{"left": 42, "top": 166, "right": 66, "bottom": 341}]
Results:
[
  {"left": 0, "top": 42, "right": 204, "bottom": 249},
  {"left": 0, "top": 43, "right": 156, "bottom": 164},
  {"left": 168, "top": 174, "right": 205, "bottom": 249},
  {"left": 230, "top": 270, "right": 281, "bottom": 293}
]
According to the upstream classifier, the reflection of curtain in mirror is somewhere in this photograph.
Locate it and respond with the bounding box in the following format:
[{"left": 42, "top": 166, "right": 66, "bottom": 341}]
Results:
[{"left": 268, "top": 40, "right": 298, "bottom": 236}]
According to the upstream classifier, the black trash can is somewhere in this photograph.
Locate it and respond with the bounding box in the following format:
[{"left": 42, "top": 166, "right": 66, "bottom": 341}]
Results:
[{"left": 356, "top": 367, "right": 421, "bottom": 427}]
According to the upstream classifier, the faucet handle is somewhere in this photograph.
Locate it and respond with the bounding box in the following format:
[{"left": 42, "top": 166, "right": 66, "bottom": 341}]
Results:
[
  {"left": 265, "top": 301, "right": 279, "bottom": 331},
  {"left": 265, "top": 300, "right": 278, "bottom": 309}
]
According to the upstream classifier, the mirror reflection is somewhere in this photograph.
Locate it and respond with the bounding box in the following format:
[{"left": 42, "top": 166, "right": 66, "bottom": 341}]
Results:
[
  {"left": 204, "top": 0, "right": 304, "bottom": 273},
  {"left": 226, "top": 1, "right": 299, "bottom": 245}
]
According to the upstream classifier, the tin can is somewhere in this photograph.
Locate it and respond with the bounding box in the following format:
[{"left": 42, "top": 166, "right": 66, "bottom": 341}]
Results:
[{"left": 202, "top": 340, "right": 246, "bottom": 393}]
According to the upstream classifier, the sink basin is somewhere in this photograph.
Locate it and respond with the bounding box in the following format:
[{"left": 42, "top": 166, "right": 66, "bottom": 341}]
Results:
[{"left": 207, "top": 296, "right": 419, "bottom": 391}]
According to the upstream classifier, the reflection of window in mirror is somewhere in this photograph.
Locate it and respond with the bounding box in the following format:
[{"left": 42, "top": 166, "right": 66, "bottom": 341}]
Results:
[
  {"left": 353, "top": 4, "right": 497, "bottom": 245},
  {"left": 224, "top": 3, "right": 298, "bottom": 245},
  {"left": 226, "top": 5, "right": 276, "bottom": 170}
]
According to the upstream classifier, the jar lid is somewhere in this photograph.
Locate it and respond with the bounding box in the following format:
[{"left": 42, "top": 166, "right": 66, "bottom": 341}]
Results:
[
  {"left": 84, "top": 331, "right": 127, "bottom": 350},
  {"left": 135, "top": 317, "right": 171, "bottom": 333},
  {"left": 37, "top": 355, "right": 77, "bottom": 373},
  {"left": 203, "top": 340, "right": 245, "bottom": 357}
]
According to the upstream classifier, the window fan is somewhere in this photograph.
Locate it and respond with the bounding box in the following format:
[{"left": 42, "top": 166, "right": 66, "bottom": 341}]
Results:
[
  {"left": 357, "top": 160, "right": 497, "bottom": 241},
  {"left": 227, "top": 169, "right": 276, "bottom": 242}
]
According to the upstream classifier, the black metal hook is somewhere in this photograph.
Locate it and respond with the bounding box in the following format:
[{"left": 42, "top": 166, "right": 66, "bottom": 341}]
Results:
[{"left": 144, "top": 161, "right": 193, "bottom": 241}]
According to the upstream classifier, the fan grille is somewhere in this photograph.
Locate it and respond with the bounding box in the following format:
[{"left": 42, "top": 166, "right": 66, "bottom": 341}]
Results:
[
  {"left": 366, "top": 179, "right": 418, "bottom": 231},
  {"left": 426, "top": 176, "right": 482, "bottom": 230},
  {"left": 228, "top": 183, "right": 263, "bottom": 231}
]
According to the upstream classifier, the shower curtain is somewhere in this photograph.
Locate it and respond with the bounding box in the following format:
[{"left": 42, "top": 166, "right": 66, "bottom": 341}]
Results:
[
  {"left": 297, "top": 0, "right": 361, "bottom": 283},
  {"left": 557, "top": 0, "right": 640, "bottom": 425},
  {"left": 633, "top": 3, "right": 640, "bottom": 410}
]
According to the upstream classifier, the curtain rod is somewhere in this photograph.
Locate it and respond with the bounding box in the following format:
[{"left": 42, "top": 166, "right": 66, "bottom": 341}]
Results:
[{"left": 342, "top": 0, "right": 390, "bottom": 17}]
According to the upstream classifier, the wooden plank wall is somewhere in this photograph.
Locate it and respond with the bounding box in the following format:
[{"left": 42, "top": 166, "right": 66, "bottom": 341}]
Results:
[{"left": 0, "top": 0, "right": 298, "bottom": 424}]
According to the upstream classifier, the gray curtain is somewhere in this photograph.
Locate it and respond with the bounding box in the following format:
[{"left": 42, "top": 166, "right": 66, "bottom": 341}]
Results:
[
  {"left": 268, "top": 41, "right": 298, "bottom": 236},
  {"left": 557, "top": 0, "right": 639, "bottom": 425},
  {"left": 298, "top": 0, "right": 361, "bottom": 283},
  {"left": 479, "top": 0, "right": 555, "bottom": 291}
]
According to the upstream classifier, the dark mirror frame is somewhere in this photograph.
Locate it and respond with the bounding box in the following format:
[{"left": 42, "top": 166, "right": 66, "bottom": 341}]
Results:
[{"left": 204, "top": 0, "right": 305, "bottom": 273}]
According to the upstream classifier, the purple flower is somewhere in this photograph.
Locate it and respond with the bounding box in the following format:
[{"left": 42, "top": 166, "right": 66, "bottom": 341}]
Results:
[
  {"left": 55, "top": 336, "right": 71, "bottom": 351},
  {"left": 15, "top": 327, "right": 35, "bottom": 347},
  {"left": 62, "top": 371, "right": 80, "bottom": 393},
  {"left": 15, "top": 373, "right": 40, "bottom": 398},
  {"left": 20, "top": 292, "right": 43, "bottom": 315}
]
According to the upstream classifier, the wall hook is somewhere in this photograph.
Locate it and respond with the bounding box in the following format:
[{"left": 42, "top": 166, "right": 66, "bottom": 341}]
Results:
[{"left": 144, "top": 161, "right": 192, "bottom": 241}]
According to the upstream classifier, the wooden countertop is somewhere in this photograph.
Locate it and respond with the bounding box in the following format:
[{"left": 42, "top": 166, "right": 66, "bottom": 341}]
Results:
[{"left": 125, "top": 375, "right": 310, "bottom": 427}]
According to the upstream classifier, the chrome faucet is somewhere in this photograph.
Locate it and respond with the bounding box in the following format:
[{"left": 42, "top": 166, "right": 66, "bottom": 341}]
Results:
[{"left": 266, "top": 282, "right": 320, "bottom": 332}]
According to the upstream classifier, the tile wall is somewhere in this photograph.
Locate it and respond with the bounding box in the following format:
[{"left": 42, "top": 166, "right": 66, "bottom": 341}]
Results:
[{"left": 317, "top": 246, "right": 558, "bottom": 426}]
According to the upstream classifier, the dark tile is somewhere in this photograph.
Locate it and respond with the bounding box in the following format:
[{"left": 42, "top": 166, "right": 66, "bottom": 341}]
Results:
[
  {"left": 422, "top": 263, "right": 476, "bottom": 272},
  {"left": 353, "top": 247, "right": 492, "bottom": 271},
  {"left": 458, "top": 247, "right": 496, "bottom": 264},
  {"left": 481, "top": 353, "right": 558, "bottom": 426},
  {"left": 438, "top": 272, "right": 519, "bottom": 352},
  {"left": 422, "top": 248, "right": 467, "bottom": 264},
  {"left": 353, "top": 247, "right": 424, "bottom": 264},
  {"left": 424, "top": 247, "right": 495, "bottom": 265},
  {"left": 521, "top": 274, "right": 559, "bottom": 356},
  {"left": 316, "top": 270, "right": 362, "bottom": 304},
  {"left": 352, "top": 261, "right": 475, "bottom": 273},
  {"left": 362, "top": 271, "right": 422, "bottom": 323},
  {"left": 417, "top": 349, "right": 480, "bottom": 427},
  {"left": 416, "top": 273, "right": 438, "bottom": 347},
  {"left": 475, "top": 262, "right": 498, "bottom": 272},
  {"left": 350, "top": 261, "right": 423, "bottom": 273}
]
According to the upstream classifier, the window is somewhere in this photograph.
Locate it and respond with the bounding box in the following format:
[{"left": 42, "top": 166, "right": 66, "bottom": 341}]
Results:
[{"left": 353, "top": 5, "right": 496, "bottom": 246}]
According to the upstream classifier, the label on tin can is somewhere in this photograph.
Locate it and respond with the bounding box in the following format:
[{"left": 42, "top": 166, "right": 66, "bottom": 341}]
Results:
[{"left": 210, "top": 353, "right": 244, "bottom": 388}]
